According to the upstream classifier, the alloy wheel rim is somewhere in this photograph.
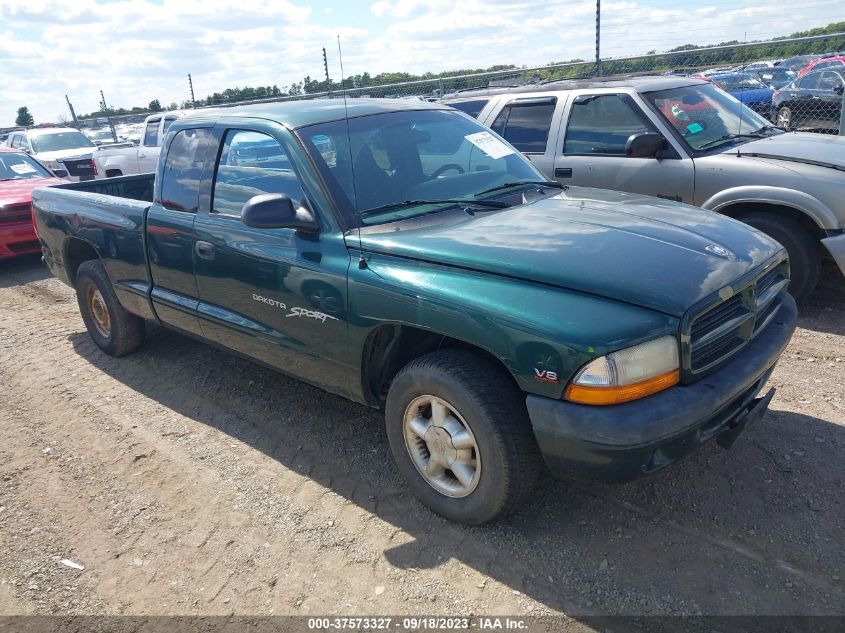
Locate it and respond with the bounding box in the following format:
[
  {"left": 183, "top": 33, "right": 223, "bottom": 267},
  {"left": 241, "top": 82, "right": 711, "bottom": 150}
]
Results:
[
  {"left": 86, "top": 285, "right": 111, "bottom": 338},
  {"left": 403, "top": 395, "right": 481, "bottom": 498}
]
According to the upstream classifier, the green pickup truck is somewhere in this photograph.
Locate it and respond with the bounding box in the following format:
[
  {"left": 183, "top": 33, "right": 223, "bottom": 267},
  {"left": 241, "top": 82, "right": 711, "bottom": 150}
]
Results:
[{"left": 32, "top": 99, "right": 797, "bottom": 524}]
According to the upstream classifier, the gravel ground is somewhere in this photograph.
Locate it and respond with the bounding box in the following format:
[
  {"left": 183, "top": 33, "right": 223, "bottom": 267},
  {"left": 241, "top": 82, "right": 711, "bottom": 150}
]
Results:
[{"left": 0, "top": 253, "right": 843, "bottom": 621}]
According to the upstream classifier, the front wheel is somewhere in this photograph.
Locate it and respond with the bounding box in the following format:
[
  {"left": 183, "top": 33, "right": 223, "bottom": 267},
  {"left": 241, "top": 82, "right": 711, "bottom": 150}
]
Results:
[
  {"left": 76, "top": 259, "right": 145, "bottom": 356},
  {"left": 385, "top": 350, "right": 541, "bottom": 524},
  {"left": 740, "top": 212, "right": 820, "bottom": 301}
]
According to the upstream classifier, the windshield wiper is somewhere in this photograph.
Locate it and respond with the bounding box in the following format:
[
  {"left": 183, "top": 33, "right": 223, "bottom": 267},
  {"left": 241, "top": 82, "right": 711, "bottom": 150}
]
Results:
[
  {"left": 698, "top": 128, "right": 776, "bottom": 150},
  {"left": 474, "top": 180, "right": 565, "bottom": 197},
  {"left": 358, "top": 198, "right": 509, "bottom": 219}
]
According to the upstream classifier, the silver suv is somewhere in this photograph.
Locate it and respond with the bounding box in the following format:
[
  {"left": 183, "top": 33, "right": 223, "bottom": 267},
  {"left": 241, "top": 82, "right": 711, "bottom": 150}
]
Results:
[{"left": 442, "top": 76, "right": 845, "bottom": 300}]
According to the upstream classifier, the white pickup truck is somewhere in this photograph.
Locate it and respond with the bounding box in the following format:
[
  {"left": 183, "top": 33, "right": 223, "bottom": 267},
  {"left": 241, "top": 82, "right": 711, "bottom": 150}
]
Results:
[{"left": 93, "top": 112, "right": 185, "bottom": 178}]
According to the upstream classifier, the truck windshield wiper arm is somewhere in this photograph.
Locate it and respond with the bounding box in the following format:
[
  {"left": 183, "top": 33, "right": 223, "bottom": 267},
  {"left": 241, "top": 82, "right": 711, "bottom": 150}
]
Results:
[
  {"left": 698, "top": 130, "right": 773, "bottom": 150},
  {"left": 474, "top": 180, "right": 565, "bottom": 197},
  {"left": 358, "top": 198, "right": 509, "bottom": 219}
]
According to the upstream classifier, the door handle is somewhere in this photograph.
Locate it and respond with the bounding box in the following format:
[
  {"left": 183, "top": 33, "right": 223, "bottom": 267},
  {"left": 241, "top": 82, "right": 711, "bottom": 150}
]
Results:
[
  {"left": 555, "top": 167, "right": 573, "bottom": 178},
  {"left": 195, "top": 241, "right": 216, "bottom": 260}
]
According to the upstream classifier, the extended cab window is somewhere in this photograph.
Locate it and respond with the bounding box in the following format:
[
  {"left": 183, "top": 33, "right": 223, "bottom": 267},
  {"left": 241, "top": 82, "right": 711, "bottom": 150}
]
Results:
[
  {"left": 160, "top": 128, "right": 212, "bottom": 212},
  {"left": 447, "top": 99, "right": 489, "bottom": 119},
  {"left": 564, "top": 94, "right": 652, "bottom": 155},
  {"left": 212, "top": 130, "right": 302, "bottom": 217},
  {"left": 490, "top": 99, "right": 556, "bottom": 153},
  {"left": 143, "top": 118, "right": 161, "bottom": 147}
]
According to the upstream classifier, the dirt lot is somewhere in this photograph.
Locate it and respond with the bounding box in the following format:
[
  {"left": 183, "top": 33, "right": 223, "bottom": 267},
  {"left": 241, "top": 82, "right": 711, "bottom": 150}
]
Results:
[{"left": 0, "top": 254, "right": 843, "bottom": 622}]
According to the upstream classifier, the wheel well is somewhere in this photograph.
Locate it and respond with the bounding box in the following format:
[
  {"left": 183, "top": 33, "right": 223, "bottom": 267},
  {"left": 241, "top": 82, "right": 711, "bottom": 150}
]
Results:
[
  {"left": 719, "top": 202, "right": 825, "bottom": 242},
  {"left": 360, "top": 324, "right": 516, "bottom": 407},
  {"left": 64, "top": 238, "right": 99, "bottom": 283},
  {"left": 105, "top": 169, "right": 122, "bottom": 178}
]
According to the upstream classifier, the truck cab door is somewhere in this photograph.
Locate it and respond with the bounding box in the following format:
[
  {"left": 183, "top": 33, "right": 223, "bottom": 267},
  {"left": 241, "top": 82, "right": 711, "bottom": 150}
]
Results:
[
  {"left": 146, "top": 126, "right": 215, "bottom": 337},
  {"left": 192, "top": 124, "right": 352, "bottom": 397},
  {"left": 553, "top": 93, "right": 694, "bottom": 204},
  {"left": 487, "top": 95, "right": 564, "bottom": 178}
]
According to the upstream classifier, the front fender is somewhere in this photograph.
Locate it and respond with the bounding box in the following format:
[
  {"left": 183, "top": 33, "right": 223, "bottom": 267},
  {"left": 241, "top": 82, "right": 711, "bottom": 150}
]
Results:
[
  {"left": 701, "top": 186, "right": 838, "bottom": 230},
  {"left": 347, "top": 252, "right": 678, "bottom": 399}
]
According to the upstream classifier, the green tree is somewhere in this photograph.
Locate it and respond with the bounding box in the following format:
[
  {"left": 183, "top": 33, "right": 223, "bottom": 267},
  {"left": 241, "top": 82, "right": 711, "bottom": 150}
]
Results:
[
  {"left": 15, "top": 106, "right": 34, "bottom": 127},
  {"left": 148, "top": 99, "right": 163, "bottom": 112}
]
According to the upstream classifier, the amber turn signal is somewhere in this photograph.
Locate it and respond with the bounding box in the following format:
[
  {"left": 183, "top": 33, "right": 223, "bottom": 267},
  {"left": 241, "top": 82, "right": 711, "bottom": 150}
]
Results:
[{"left": 564, "top": 369, "right": 680, "bottom": 405}]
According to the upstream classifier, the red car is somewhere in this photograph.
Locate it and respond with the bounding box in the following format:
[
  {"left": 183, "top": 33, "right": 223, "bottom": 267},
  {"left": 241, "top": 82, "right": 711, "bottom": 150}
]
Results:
[
  {"left": 796, "top": 55, "right": 845, "bottom": 78},
  {"left": 0, "top": 148, "right": 66, "bottom": 259}
]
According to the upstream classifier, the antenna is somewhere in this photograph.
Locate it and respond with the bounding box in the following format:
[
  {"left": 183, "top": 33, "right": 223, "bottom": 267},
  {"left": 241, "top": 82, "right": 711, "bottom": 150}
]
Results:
[{"left": 337, "top": 34, "right": 367, "bottom": 270}]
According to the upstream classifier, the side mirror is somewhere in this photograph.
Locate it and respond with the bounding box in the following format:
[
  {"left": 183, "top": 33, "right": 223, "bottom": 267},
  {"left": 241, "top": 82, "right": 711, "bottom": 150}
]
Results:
[
  {"left": 625, "top": 132, "right": 665, "bottom": 158},
  {"left": 52, "top": 169, "right": 69, "bottom": 178},
  {"left": 241, "top": 193, "right": 318, "bottom": 232}
]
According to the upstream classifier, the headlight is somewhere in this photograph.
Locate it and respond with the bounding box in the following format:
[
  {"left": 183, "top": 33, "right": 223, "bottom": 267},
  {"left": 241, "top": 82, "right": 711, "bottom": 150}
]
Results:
[{"left": 565, "top": 335, "right": 679, "bottom": 405}]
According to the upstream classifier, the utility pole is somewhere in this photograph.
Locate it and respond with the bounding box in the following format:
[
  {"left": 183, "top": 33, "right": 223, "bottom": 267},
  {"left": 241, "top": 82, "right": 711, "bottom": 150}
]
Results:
[
  {"left": 188, "top": 74, "right": 196, "bottom": 107},
  {"left": 323, "top": 47, "right": 332, "bottom": 95},
  {"left": 65, "top": 95, "right": 79, "bottom": 127},
  {"left": 595, "top": 0, "right": 601, "bottom": 77}
]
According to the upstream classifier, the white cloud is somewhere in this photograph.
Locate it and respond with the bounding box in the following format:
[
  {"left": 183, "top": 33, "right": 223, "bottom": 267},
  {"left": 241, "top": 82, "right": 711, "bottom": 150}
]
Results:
[{"left": 0, "top": 0, "right": 838, "bottom": 125}]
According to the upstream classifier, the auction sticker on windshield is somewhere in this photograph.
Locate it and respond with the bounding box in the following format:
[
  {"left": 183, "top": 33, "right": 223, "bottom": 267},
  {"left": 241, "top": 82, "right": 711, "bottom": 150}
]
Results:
[{"left": 465, "top": 131, "right": 515, "bottom": 160}]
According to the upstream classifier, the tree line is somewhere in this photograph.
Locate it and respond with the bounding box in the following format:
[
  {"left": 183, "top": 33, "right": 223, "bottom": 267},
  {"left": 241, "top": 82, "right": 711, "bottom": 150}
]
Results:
[{"left": 17, "top": 20, "right": 845, "bottom": 124}]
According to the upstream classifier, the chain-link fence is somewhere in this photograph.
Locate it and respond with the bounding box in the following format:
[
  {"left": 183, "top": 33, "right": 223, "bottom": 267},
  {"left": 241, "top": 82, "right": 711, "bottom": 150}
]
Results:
[{"left": 75, "top": 31, "right": 845, "bottom": 140}]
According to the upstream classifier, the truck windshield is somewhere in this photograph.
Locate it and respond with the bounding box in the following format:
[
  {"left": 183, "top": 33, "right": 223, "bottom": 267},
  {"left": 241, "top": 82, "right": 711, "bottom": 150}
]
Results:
[
  {"left": 0, "top": 152, "right": 52, "bottom": 181},
  {"left": 643, "top": 83, "right": 779, "bottom": 152},
  {"left": 31, "top": 131, "right": 95, "bottom": 153},
  {"left": 298, "top": 109, "right": 546, "bottom": 225}
]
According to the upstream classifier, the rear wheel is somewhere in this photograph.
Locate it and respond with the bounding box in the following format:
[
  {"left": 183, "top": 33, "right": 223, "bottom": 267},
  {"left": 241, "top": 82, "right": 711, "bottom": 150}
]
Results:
[
  {"left": 739, "top": 212, "right": 820, "bottom": 301},
  {"left": 385, "top": 350, "right": 541, "bottom": 524},
  {"left": 76, "top": 259, "right": 145, "bottom": 356}
]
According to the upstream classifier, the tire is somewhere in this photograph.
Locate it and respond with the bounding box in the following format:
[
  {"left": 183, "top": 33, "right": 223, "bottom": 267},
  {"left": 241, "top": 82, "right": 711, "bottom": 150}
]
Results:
[
  {"left": 75, "top": 259, "right": 145, "bottom": 356},
  {"left": 385, "top": 349, "right": 541, "bottom": 525},
  {"left": 776, "top": 106, "right": 792, "bottom": 130},
  {"left": 739, "top": 212, "right": 820, "bottom": 301}
]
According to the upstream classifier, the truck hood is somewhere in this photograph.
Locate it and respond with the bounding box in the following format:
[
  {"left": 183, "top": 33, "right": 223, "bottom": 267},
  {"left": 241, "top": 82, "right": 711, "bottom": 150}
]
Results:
[
  {"left": 0, "top": 177, "right": 64, "bottom": 207},
  {"left": 34, "top": 149, "right": 95, "bottom": 162},
  {"left": 357, "top": 188, "right": 783, "bottom": 317},
  {"left": 737, "top": 132, "right": 845, "bottom": 170}
]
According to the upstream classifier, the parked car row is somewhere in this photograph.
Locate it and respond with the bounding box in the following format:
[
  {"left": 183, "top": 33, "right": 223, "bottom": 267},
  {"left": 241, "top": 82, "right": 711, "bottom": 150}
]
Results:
[
  {"left": 661, "top": 52, "right": 845, "bottom": 133},
  {"left": 441, "top": 75, "right": 845, "bottom": 301}
]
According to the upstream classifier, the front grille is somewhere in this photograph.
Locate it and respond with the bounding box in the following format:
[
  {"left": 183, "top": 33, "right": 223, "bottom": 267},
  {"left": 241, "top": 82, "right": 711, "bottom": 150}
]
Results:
[
  {"left": 690, "top": 294, "right": 745, "bottom": 339},
  {"left": 691, "top": 330, "right": 746, "bottom": 370},
  {"left": 0, "top": 203, "right": 31, "bottom": 225},
  {"left": 62, "top": 158, "right": 96, "bottom": 178},
  {"left": 686, "top": 258, "right": 789, "bottom": 376}
]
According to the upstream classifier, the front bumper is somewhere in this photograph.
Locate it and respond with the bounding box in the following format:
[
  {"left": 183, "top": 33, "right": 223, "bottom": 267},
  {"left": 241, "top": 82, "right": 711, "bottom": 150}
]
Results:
[
  {"left": 0, "top": 223, "right": 40, "bottom": 259},
  {"left": 821, "top": 232, "right": 845, "bottom": 279},
  {"left": 526, "top": 293, "right": 798, "bottom": 483}
]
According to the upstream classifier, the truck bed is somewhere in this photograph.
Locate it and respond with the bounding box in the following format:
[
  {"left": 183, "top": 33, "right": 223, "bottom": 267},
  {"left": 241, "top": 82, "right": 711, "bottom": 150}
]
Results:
[
  {"left": 32, "top": 173, "right": 156, "bottom": 319},
  {"left": 55, "top": 173, "right": 155, "bottom": 202}
]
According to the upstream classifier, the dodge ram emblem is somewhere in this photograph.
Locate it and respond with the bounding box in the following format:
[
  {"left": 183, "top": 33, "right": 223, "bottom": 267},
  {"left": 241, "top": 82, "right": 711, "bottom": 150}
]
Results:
[{"left": 705, "top": 243, "right": 734, "bottom": 259}]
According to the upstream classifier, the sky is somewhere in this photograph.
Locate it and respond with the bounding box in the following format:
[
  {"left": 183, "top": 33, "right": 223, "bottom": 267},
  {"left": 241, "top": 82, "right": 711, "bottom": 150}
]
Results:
[{"left": 0, "top": 0, "right": 842, "bottom": 125}]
